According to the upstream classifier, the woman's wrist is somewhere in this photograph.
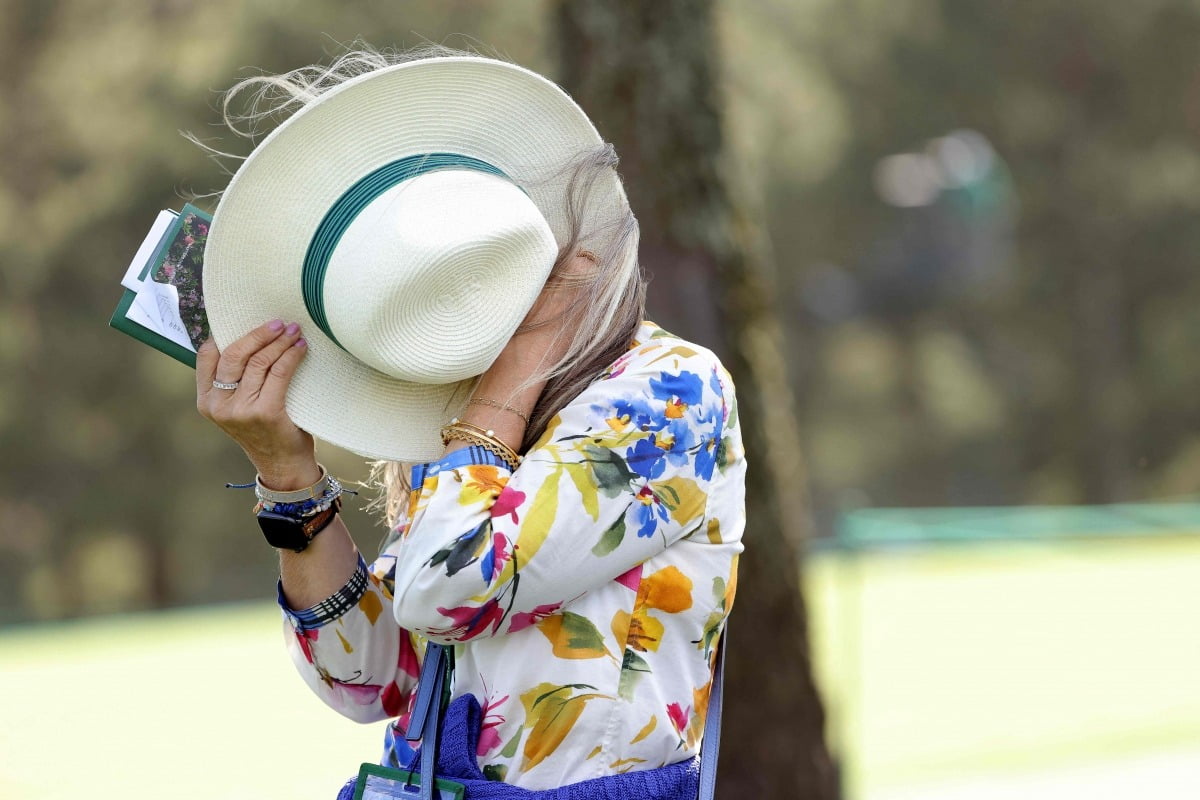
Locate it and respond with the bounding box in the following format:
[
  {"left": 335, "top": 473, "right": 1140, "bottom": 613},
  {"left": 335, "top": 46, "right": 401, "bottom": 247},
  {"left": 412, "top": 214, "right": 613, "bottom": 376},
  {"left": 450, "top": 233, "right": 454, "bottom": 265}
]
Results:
[
  {"left": 445, "top": 372, "right": 539, "bottom": 457},
  {"left": 254, "top": 456, "right": 322, "bottom": 492}
]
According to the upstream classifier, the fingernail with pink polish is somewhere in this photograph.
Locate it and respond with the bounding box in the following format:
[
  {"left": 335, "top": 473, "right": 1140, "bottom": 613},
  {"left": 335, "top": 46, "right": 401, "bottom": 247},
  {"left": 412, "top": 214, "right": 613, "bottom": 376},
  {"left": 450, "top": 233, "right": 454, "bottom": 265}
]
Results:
[
  {"left": 285, "top": 322, "right": 300, "bottom": 335},
  {"left": 268, "top": 319, "right": 284, "bottom": 332},
  {"left": 295, "top": 338, "right": 307, "bottom": 348}
]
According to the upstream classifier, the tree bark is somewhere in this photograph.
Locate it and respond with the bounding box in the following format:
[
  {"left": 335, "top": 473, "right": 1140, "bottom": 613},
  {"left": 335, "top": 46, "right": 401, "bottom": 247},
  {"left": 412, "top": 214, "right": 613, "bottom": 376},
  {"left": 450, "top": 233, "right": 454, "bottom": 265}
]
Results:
[{"left": 555, "top": 3, "right": 840, "bottom": 797}]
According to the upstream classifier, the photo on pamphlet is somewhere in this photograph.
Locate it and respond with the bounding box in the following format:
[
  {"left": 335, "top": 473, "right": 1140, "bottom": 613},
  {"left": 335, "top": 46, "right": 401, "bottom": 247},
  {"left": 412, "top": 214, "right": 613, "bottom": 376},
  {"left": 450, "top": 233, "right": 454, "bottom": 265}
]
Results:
[{"left": 150, "top": 208, "right": 211, "bottom": 350}]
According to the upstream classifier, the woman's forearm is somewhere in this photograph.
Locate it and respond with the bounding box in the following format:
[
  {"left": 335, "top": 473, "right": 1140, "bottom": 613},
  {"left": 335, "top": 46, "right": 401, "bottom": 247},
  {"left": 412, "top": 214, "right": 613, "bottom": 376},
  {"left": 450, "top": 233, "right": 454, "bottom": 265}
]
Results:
[
  {"left": 259, "top": 462, "right": 361, "bottom": 611},
  {"left": 277, "top": 513, "right": 361, "bottom": 610}
]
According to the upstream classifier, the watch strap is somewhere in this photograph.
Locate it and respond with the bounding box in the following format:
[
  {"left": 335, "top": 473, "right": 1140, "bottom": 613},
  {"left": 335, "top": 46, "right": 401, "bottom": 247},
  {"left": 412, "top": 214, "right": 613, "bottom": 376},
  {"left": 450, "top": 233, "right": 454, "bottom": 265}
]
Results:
[
  {"left": 259, "top": 496, "right": 342, "bottom": 553},
  {"left": 299, "top": 498, "right": 340, "bottom": 542}
]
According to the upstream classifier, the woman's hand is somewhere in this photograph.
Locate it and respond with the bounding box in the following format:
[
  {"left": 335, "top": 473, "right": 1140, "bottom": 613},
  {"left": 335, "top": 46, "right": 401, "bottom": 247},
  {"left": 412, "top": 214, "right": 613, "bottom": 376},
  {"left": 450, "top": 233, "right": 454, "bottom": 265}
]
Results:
[{"left": 196, "top": 320, "right": 319, "bottom": 490}]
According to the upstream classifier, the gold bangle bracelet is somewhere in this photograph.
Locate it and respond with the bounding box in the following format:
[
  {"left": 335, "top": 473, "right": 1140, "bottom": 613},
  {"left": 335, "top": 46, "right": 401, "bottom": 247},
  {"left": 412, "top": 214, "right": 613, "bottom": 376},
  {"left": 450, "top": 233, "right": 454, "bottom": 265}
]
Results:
[
  {"left": 445, "top": 419, "right": 523, "bottom": 466},
  {"left": 445, "top": 418, "right": 519, "bottom": 450},
  {"left": 443, "top": 421, "right": 522, "bottom": 464},
  {"left": 441, "top": 425, "right": 522, "bottom": 471}
]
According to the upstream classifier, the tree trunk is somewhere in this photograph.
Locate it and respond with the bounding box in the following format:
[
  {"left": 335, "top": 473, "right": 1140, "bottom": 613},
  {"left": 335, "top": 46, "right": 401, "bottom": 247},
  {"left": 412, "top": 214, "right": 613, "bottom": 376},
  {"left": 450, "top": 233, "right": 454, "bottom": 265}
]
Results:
[{"left": 555, "top": 3, "right": 840, "bottom": 797}]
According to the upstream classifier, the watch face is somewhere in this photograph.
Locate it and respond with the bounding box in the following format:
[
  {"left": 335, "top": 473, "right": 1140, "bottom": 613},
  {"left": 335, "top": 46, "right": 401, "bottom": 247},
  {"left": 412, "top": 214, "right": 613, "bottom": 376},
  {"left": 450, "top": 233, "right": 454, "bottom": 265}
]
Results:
[{"left": 257, "top": 510, "right": 308, "bottom": 552}]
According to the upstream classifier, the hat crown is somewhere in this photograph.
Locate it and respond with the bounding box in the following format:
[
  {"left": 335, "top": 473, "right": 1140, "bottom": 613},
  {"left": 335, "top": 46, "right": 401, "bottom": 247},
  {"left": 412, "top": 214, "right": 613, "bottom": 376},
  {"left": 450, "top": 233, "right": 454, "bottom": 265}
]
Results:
[
  {"left": 204, "top": 56, "right": 629, "bottom": 460},
  {"left": 322, "top": 169, "right": 559, "bottom": 384}
]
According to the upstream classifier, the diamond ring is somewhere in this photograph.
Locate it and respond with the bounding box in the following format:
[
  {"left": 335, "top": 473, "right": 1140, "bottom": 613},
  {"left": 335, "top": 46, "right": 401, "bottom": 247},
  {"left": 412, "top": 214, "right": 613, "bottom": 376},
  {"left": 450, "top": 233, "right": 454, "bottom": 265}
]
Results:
[{"left": 212, "top": 379, "right": 240, "bottom": 391}]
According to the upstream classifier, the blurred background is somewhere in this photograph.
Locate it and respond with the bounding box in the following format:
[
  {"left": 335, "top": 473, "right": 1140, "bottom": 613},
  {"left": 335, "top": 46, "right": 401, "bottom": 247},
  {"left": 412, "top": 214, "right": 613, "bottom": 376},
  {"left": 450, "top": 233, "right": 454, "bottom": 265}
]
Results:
[{"left": 2, "top": 1, "right": 1200, "bottom": 798}]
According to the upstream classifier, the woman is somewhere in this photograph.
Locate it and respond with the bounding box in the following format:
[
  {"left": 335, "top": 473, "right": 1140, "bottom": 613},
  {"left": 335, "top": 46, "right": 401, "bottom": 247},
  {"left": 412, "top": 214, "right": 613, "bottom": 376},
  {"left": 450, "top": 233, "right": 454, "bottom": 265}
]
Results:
[{"left": 195, "top": 47, "right": 745, "bottom": 794}]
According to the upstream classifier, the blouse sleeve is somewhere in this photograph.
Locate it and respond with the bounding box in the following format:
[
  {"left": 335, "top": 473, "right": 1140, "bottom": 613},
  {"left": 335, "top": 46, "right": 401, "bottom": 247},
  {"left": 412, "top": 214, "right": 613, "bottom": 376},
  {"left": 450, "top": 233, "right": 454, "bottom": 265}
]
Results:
[
  {"left": 279, "top": 540, "right": 423, "bottom": 725},
  {"left": 391, "top": 338, "right": 737, "bottom": 644}
]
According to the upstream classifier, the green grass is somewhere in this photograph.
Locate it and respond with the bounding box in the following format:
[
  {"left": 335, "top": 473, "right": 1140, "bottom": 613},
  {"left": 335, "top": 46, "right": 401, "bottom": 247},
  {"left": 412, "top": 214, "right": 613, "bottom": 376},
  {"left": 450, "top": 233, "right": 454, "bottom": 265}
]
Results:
[
  {"left": 806, "top": 535, "right": 1200, "bottom": 798},
  {"left": 0, "top": 602, "right": 383, "bottom": 799},
  {"left": 3, "top": 535, "right": 1199, "bottom": 799}
]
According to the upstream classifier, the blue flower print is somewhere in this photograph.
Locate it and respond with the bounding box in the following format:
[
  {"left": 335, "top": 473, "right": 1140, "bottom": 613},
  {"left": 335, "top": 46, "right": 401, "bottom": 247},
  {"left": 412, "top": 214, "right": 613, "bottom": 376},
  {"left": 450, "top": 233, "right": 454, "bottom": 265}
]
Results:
[
  {"left": 660, "top": 418, "right": 698, "bottom": 467},
  {"left": 633, "top": 485, "right": 670, "bottom": 538},
  {"left": 626, "top": 435, "right": 667, "bottom": 480},
  {"left": 650, "top": 370, "right": 704, "bottom": 407},
  {"left": 383, "top": 721, "right": 419, "bottom": 771},
  {"left": 694, "top": 434, "right": 718, "bottom": 481},
  {"left": 609, "top": 396, "right": 664, "bottom": 432},
  {"left": 708, "top": 369, "right": 725, "bottom": 406}
]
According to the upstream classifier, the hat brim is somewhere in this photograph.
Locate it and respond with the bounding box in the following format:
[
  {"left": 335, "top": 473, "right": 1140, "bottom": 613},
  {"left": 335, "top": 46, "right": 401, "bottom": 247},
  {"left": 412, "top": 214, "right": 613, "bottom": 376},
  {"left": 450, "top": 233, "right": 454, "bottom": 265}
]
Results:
[{"left": 203, "top": 57, "right": 625, "bottom": 462}]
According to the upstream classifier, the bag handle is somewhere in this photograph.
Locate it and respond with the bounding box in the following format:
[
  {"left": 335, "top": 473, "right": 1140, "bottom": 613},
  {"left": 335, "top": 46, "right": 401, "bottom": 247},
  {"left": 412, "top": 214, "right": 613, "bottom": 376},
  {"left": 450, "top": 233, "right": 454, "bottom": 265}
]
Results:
[
  {"left": 405, "top": 642, "right": 451, "bottom": 800},
  {"left": 697, "top": 632, "right": 726, "bottom": 800},
  {"left": 406, "top": 629, "right": 727, "bottom": 800}
]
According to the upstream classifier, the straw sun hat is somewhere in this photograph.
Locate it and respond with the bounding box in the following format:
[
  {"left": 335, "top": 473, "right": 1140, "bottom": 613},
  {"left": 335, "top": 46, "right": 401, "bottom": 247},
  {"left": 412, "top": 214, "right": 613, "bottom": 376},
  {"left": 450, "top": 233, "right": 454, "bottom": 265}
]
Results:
[{"left": 203, "top": 56, "right": 628, "bottom": 462}]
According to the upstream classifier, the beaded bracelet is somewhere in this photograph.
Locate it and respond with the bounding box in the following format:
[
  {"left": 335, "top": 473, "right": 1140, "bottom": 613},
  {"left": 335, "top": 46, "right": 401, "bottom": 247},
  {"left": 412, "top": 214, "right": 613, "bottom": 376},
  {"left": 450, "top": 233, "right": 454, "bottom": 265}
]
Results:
[
  {"left": 226, "top": 467, "right": 355, "bottom": 520},
  {"left": 257, "top": 485, "right": 338, "bottom": 517},
  {"left": 255, "top": 474, "right": 356, "bottom": 519}
]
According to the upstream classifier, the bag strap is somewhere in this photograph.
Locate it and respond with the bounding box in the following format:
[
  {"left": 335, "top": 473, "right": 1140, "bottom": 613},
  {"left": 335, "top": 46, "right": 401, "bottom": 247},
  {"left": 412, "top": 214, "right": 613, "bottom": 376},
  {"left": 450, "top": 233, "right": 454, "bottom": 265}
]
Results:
[
  {"left": 405, "top": 642, "right": 450, "bottom": 800},
  {"left": 405, "top": 629, "right": 727, "bottom": 800},
  {"left": 697, "top": 631, "right": 726, "bottom": 800}
]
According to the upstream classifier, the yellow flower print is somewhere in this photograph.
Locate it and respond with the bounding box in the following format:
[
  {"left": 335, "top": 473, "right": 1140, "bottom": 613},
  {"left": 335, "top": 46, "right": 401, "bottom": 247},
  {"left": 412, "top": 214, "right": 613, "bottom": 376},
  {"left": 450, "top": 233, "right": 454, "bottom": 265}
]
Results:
[
  {"left": 612, "top": 565, "right": 694, "bottom": 654},
  {"left": 630, "top": 714, "right": 658, "bottom": 744},
  {"left": 405, "top": 472, "right": 440, "bottom": 525},
  {"left": 696, "top": 553, "right": 738, "bottom": 656},
  {"left": 457, "top": 465, "right": 507, "bottom": 507},
  {"left": 639, "top": 565, "right": 693, "bottom": 615},
  {"left": 686, "top": 679, "right": 712, "bottom": 749},
  {"left": 606, "top": 413, "right": 632, "bottom": 432},
  {"left": 518, "top": 682, "right": 609, "bottom": 772},
  {"left": 611, "top": 608, "right": 664, "bottom": 653},
  {"left": 536, "top": 611, "right": 614, "bottom": 660}
]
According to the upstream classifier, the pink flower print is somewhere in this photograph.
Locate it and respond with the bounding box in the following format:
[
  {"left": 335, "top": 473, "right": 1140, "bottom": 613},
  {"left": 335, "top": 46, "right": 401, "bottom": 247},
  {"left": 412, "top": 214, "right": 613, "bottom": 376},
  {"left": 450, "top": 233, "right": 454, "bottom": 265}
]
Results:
[
  {"left": 479, "top": 533, "right": 511, "bottom": 582},
  {"left": 381, "top": 681, "right": 408, "bottom": 717},
  {"left": 666, "top": 702, "right": 690, "bottom": 736},
  {"left": 392, "top": 708, "right": 413, "bottom": 736},
  {"left": 430, "top": 598, "right": 506, "bottom": 641},
  {"left": 183, "top": 235, "right": 195, "bottom": 246},
  {"left": 614, "top": 564, "right": 643, "bottom": 592},
  {"left": 607, "top": 349, "right": 635, "bottom": 379},
  {"left": 397, "top": 633, "right": 420, "bottom": 679},
  {"left": 477, "top": 690, "right": 510, "bottom": 757},
  {"left": 294, "top": 627, "right": 319, "bottom": 663},
  {"left": 327, "top": 677, "right": 383, "bottom": 707},
  {"left": 508, "top": 601, "right": 564, "bottom": 633},
  {"left": 490, "top": 486, "right": 525, "bottom": 524}
]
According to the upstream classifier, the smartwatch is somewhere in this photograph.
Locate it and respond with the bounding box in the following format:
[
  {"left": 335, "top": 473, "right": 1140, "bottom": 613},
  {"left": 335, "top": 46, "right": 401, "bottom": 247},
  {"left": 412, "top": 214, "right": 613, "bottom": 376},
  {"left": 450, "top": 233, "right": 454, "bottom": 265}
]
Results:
[{"left": 257, "top": 496, "right": 342, "bottom": 553}]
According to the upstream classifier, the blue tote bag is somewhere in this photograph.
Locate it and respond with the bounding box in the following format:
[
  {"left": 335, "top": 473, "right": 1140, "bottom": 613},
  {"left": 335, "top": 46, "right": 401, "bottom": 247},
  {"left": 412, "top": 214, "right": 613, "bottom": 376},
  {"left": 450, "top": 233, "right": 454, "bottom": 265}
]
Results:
[{"left": 339, "top": 635, "right": 726, "bottom": 800}]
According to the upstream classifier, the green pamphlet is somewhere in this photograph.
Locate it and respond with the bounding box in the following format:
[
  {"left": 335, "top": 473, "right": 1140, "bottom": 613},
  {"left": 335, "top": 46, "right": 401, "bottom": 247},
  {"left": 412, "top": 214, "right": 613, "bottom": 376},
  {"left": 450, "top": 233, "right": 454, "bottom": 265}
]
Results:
[{"left": 109, "top": 203, "right": 212, "bottom": 368}]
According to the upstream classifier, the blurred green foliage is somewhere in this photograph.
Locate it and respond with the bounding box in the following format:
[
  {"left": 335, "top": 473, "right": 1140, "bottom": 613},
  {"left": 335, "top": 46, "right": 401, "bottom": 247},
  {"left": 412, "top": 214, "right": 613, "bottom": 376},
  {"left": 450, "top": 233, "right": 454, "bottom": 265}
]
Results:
[
  {"left": 0, "top": 0, "right": 551, "bottom": 622},
  {"left": 754, "top": 0, "right": 1200, "bottom": 514},
  {"left": 2, "top": 0, "right": 1199, "bottom": 623}
]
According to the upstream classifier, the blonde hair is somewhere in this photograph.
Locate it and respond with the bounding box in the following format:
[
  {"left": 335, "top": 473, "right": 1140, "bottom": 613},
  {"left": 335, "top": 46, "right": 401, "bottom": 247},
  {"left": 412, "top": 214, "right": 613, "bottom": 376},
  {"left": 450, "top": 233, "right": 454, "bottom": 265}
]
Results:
[{"left": 194, "top": 43, "right": 646, "bottom": 528}]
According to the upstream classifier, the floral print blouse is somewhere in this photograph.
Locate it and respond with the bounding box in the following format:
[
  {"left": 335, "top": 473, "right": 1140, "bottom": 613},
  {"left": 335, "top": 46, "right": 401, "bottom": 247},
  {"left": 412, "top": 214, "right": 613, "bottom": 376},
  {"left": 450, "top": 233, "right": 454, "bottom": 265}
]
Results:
[{"left": 279, "top": 322, "right": 746, "bottom": 791}]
